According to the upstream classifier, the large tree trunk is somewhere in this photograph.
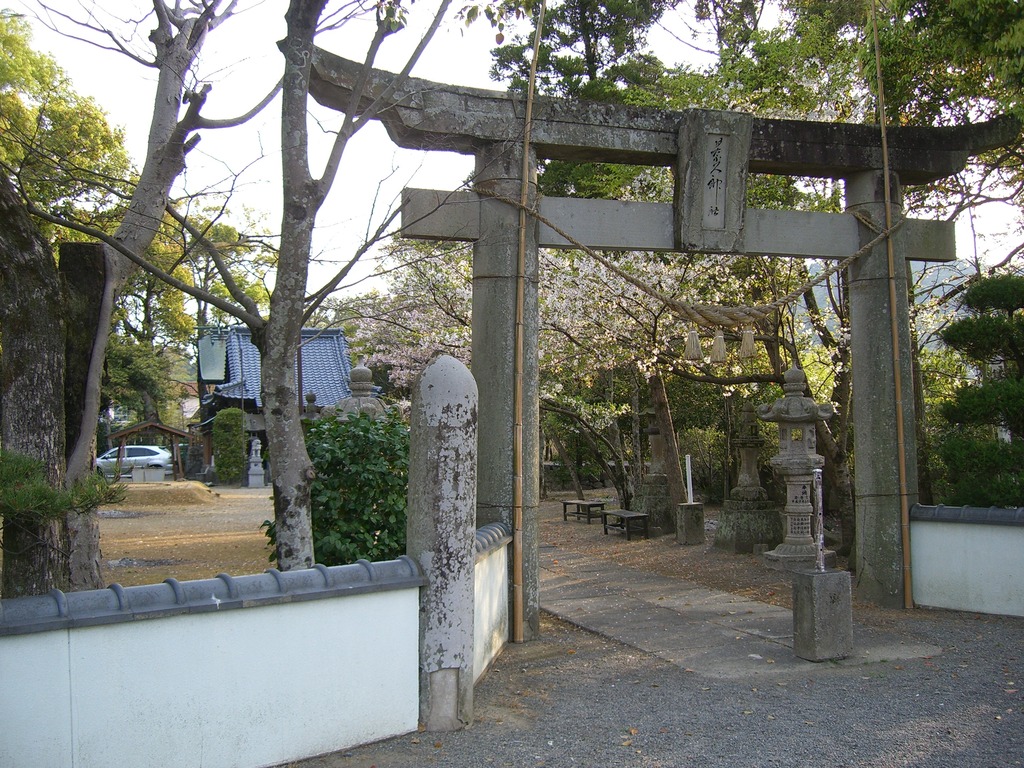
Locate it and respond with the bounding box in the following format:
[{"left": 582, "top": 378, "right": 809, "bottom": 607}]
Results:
[
  {"left": 63, "top": 17, "right": 206, "bottom": 485},
  {"left": 0, "top": 176, "right": 69, "bottom": 597},
  {"left": 59, "top": 243, "right": 110, "bottom": 590},
  {"left": 549, "top": 430, "right": 585, "bottom": 498},
  {"left": 261, "top": 0, "right": 328, "bottom": 570},
  {"left": 629, "top": 372, "right": 643, "bottom": 499},
  {"left": 259, "top": 320, "right": 315, "bottom": 569},
  {"left": 55, "top": 15, "right": 215, "bottom": 588}
]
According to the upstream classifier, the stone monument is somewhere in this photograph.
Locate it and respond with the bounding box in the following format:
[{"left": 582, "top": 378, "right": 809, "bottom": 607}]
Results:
[
  {"left": 714, "top": 401, "right": 781, "bottom": 553},
  {"left": 633, "top": 410, "right": 672, "bottom": 537},
  {"left": 406, "top": 355, "right": 478, "bottom": 729},
  {"left": 758, "top": 366, "right": 836, "bottom": 572}
]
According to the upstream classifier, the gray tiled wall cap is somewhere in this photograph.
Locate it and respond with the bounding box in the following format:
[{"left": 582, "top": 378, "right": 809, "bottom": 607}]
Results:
[
  {"left": 910, "top": 504, "right": 1024, "bottom": 526},
  {"left": 0, "top": 557, "right": 425, "bottom": 637},
  {"left": 475, "top": 522, "right": 513, "bottom": 558}
]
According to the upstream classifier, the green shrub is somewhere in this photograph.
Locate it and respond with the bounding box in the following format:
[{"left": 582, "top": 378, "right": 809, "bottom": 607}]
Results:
[
  {"left": 212, "top": 407, "right": 245, "bottom": 484},
  {"left": 306, "top": 410, "right": 409, "bottom": 565}
]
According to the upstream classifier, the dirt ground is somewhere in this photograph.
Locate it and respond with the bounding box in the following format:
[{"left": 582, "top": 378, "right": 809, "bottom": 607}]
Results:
[
  {"left": 538, "top": 497, "right": 801, "bottom": 608},
  {"left": 98, "top": 482, "right": 275, "bottom": 587},
  {"left": 97, "top": 482, "right": 806, "bottom": 610}
]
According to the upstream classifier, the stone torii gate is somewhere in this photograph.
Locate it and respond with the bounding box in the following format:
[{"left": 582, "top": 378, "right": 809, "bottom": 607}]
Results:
[{"left": 310, "top": 48, "right": 1016, "bottom": 632}]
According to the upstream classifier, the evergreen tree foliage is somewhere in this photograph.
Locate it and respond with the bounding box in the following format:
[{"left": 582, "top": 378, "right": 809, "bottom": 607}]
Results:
[
  {"left": 0, "top": 15, "right": 130, "bottom": 226},
  {"left": 936, "top": 274, "right": 1024, "bottom": 506},
  {"left": 490, "top": 0, "right": 677, "bottom": 99}
]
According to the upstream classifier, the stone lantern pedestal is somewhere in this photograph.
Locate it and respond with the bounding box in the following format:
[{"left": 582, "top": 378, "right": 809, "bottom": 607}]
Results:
[{"left": 758, "top": 367, "right": 836, "bottom": 572}]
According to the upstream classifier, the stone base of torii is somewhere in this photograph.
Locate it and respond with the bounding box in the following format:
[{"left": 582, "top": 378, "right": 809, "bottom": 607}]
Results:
[{"left": 309, "top": 48, "right": 1017, "bottom": 635}]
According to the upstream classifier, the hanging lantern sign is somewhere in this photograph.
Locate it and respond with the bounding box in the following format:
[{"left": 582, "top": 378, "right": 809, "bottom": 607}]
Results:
[{"left": 198, "top": 333, "right": 227, "bottom": 382}]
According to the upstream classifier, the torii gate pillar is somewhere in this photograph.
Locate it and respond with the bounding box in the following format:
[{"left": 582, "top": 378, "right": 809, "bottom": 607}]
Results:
[
  {"left": 846, "top": 172, "right": 918, "bottom": 608},
  {"left": 472, "top": 142, "right": 542, "bottom": 640}
]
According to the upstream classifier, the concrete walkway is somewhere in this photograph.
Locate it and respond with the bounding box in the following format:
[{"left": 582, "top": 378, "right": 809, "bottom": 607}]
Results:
[{"left": 540, "top": 544, "right": 941, "bottom": 681}]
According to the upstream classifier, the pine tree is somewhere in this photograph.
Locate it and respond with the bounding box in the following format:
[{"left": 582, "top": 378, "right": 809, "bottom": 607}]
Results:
[{"left": 936, "top": 275, "right": 1024, "bottom": 506}]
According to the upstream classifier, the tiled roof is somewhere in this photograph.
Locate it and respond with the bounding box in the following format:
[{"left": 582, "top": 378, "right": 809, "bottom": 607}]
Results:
[
  {"left": 0, "top": 557, "right": 425, "bottom": 636},
  {"left": 213, "top": 326, "right": 352, "bottom": 408}
]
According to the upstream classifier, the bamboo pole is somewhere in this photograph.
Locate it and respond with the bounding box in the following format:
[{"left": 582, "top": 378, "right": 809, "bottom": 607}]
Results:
[
  {"left": 871, "top": 1, "right": 914, "bottom": 609},
  {"left": 511, "top": 0, "right": 547, "bottom": 642}
]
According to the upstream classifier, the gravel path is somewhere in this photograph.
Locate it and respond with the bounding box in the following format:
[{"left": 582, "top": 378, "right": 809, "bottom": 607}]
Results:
[
  {"left": 293, "top": 501, "right": 1023, "bottom": 768},
  {"left": 296, "top": 609, "right": 1021, "bottom": 768}
]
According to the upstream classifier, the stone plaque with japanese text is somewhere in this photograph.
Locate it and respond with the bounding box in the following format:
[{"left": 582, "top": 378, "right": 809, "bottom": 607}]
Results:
[{"left": 675, "top": 110, "right": 752, "bottom": 254}]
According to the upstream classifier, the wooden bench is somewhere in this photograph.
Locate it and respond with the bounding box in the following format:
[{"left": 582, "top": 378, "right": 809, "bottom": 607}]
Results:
[
  {"left": 561, "top": 498, "right": 606, "bottom": 524},
  {"left": 601, "top": 509, "right": 650, "bottom": 540}
]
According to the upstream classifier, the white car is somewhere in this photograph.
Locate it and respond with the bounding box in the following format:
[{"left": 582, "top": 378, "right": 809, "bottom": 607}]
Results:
[{"left": 95, "top": 445, "right": 173, "bottom": 479}]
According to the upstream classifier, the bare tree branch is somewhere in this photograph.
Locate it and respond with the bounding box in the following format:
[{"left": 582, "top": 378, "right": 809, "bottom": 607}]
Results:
[{"left": 195, "top": 78, "right": 283, "bottom": 130}]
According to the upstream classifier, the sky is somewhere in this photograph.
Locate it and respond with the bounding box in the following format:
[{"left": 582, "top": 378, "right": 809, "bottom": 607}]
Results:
[{"left": 17, "top": 1, "right": 1018, "bottom": 297}]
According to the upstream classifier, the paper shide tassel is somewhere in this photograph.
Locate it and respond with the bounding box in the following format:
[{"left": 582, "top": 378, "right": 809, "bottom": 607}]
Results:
[
  {"left": 684, "top": 329, "right": 702, "bottom": 361},
  {"left": 710, "top": 328, "right": 728, "bottom": 363},
  {"left": 739, "top": 327, "right": 756, "bottom": 359}
]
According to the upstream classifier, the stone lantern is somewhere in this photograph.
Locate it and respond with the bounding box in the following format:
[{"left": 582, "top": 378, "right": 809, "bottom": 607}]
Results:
[
  {"left": 757, "top": 366, "right": 835, "bottom": 571},
  {"left": 715, "top": 401, "right": 780, "bottom": 553},
  {"left": 333, "top": 358, "right": 387, "bottom": 420}
]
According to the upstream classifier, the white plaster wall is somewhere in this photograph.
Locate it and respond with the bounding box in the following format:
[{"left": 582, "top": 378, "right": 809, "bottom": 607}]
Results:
[
  {"left": 0, "top": 630, "right": 73, "bottom": 767},
  {"left": 0, "top": 588, "right": 420, "bottom": 768},
  {"left": 474, "top": 545, "right": 509, "bottom": 681},
  {"left": 911, "top": 521, "right": 1024, "bottom": 618}
]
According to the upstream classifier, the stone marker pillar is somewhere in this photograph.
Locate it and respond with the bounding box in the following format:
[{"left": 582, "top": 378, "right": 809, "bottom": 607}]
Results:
[
  {"left": 846, "top": 171, "right": 919, "bottom": 608},
  {"left": 793, "top": 569, "right": 854, "bottom": 661},
  {"left": 472, "top": 141, "right": 541, "bottom": 640},
  {"left": 635, "top": 419, "right": 672, "bottom": 536},
  {"left": 407, "top": 355, "right": 478, "bottom": 731},
  {"left": 793, "top": 468, "right": 854, "bottom": 661},
  {"left": 676, "top": 502, "right": 704, "bottom": 545}
]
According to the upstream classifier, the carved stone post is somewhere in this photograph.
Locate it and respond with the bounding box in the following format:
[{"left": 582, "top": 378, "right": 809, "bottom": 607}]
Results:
[{"left": 407, "top": 355, "right": 478, "bottom": 730}]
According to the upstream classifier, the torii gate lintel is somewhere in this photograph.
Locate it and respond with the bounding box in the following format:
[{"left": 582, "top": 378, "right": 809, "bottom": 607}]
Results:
[{"left": 309, "top": 47, "right": 1017, "bottom": 184}]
